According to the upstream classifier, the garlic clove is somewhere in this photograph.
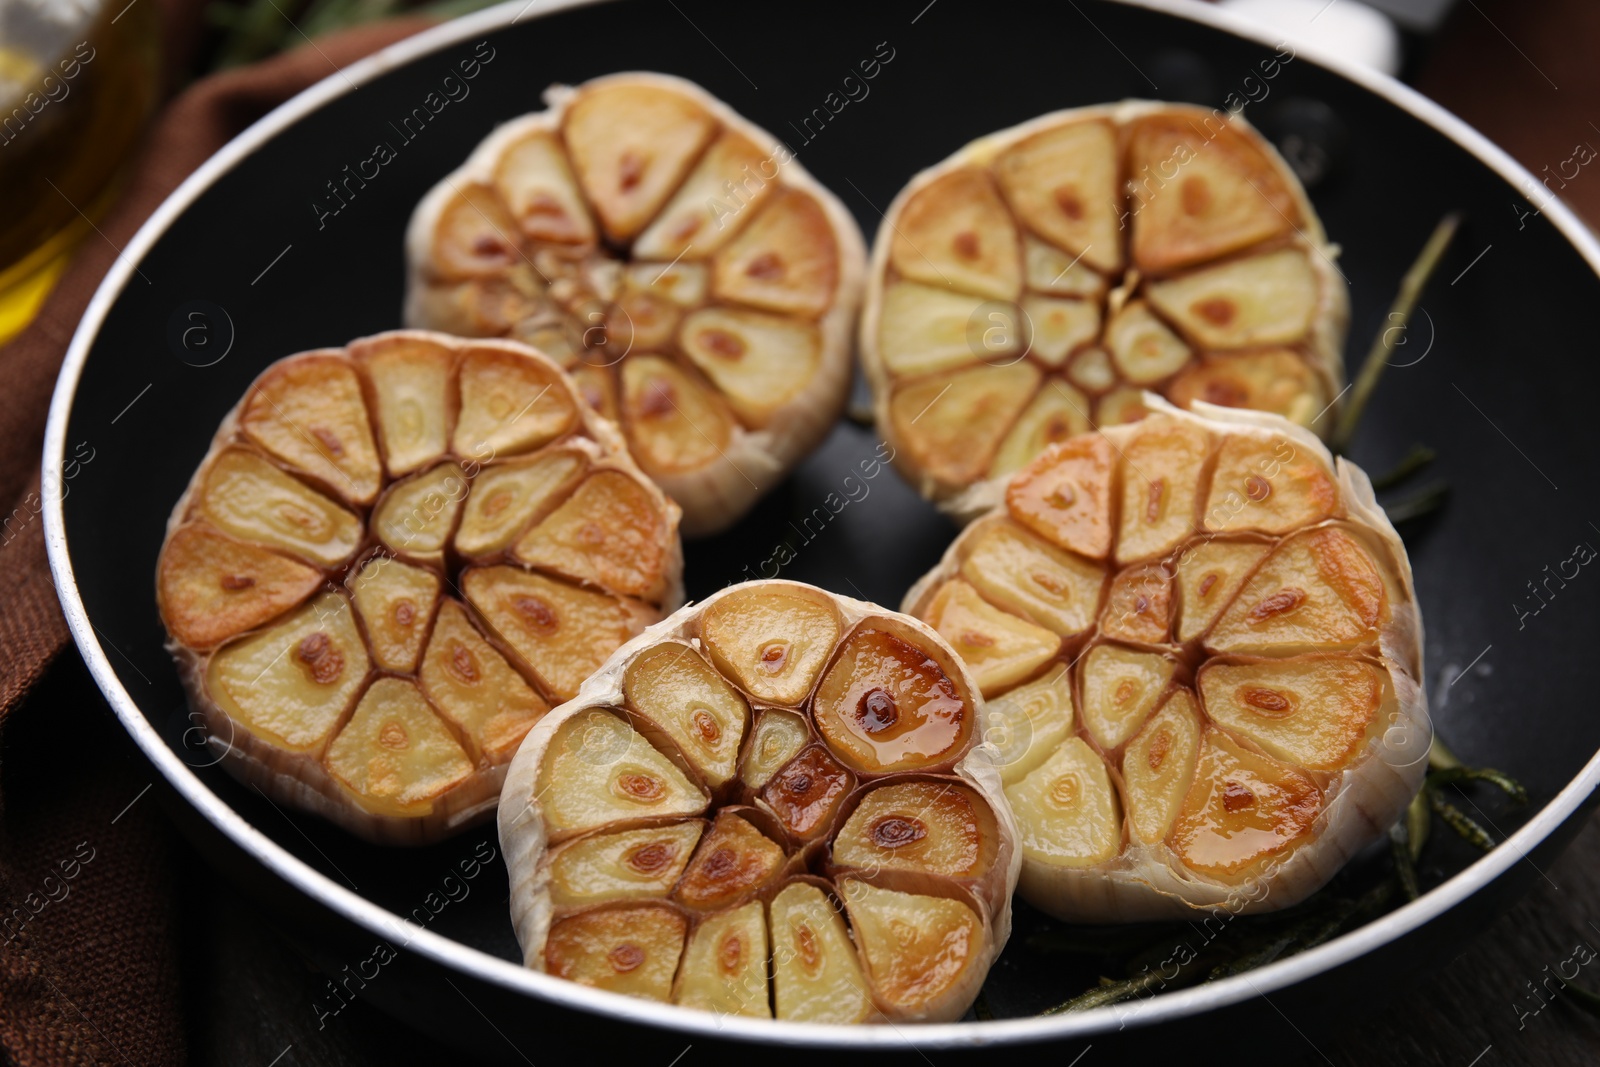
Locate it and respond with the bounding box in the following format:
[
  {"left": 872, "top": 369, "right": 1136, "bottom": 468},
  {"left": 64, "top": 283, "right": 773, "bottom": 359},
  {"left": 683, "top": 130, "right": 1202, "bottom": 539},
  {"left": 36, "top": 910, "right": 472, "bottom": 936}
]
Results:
[
  {"left": 700, "top": 584, "right": 840, "bottom": 706},
  {"left": 370, "top": 462, "right": 467, "bottom": 562},
  {"left": 957, "top": 519, "right": 1103, "bottom": 636},
  {"left": 989, "top": 379, "right": 1093, "bottom": 479},
  {"left": 619, "top": 356, "right": 735, "bottom": 476},
  {"left": 493, "top": 130, "right": 595, "bottom": 245},
  {"left": 350, "top": 334, "right": 455, "bottom": 477},
  {"left": 1098, "top": 563, "right": 1174, "bottom": 646},
  {"left": 464, "top": 566, "right": 653, "bottom": 701},
  {"left": 739, "top": 709, "right": 810, "bottom": 791},
  {"left": 1146, "top": 248, "right": 1319, "bottom": 350},
  {"left": 427, "top": 183, "right": 526, "bottom": 281},
  {"left": 875, "top": 281, "right": 993, "bottom": 378},
  {"left": 563, "top": 82, "right": 719, "bottom": 243},
  {"left": 994, "top": 119, "right": 1122, "bottom": 274},
  {"left": 206, "top": 592, "right": 369, "bottom": 752},
  {"left": 678, "top": 307, "right": 821, "bottom": 427},
  {"left": 837, "top": 878, "right": 987, "bottom": 1022},
  {"left": 548, "top": 822, "right": 705, "bottom": 907},
  {"left": 890, "top": 167, "right": 1021, "bottom": 301},
  {"left": 1104, "top": 299, "right": 1192, "bottom": 385},
  {"left": 1125, "top": 113, "right": 1299, "bottom": 275},
  {"left": 984, "top": 663, "right": 1074, "bottom": 787},
  {"left": 1207, "top": 526, "right": 1387, "bottom": 655},
  {"left": 710, "top": 188, "right": 840, "bottom": 319},
  {"left": 324, "top": 678, "right": 474, "bottom": 817},
  {"left": 673, "top": 810, "right": 788, "bottom": 912},
  {"left": 545, "top": 904, "right": 688, "bottom": 1001},
  {"left": 1005, "top": 735, "right": 1122, "bottom": 870},
  {"left": 1079, "top": 643, "right": 1177, "bottom": 750},
  {"left": 1173, "top": 537, "right": 1274, "bottom": 642},
  {"left": 535, "top": 708, "right": 707, "bottom": 839},
  {"left": 1115, "top": 416, "right": 1211, "bottom": 564},
  {"left": 420, "top": 599, "right": 548, "bottom": 764},
  {"left": 623, "top": 642, "right": 749, "bottom": 789},
  {"left": 768, "top": 882, "right": 873, "bottom": 1024},
  {"left": 453, "top": 345, "right": 579, "bottom": 458},
  {"left": 759, "top": 743, "right": 854, "bottom": 843},
  {"left": 833, "top": 779, "right": 1000, "bottom": 883},
  {"left": 156, "top": 524, "right": 322, "bottom": 651},
  {"left": 455, "top": 450, "right": 586, "bottom": 558},
  {"left": 920, "top": 580, "right": 1059, "bottom": 698},
  {"left": 1168, "top": 349, "right": 1329, "bottom": 430},
  {"left": 673, "top": 900, "right": 771, "bottom": 1017},
  {"left": 1198, "top": 655, "right": 1390, "bottom": 772},
  {"left": 349, "top": 556, "right": 440, "bottom": 673},
  {"left": 1022, "top": 295, "right": 1101, "bottom": 368},
  {"left": 890, "top": 362, "right": 1041, "bottom": 489},
  {"left": 1004, "top": 433, "right": 1115, "bottom": 560},
  {"left": 512, "top": 470, "right": 674, "bottom": 602},
  {"left": 634, "top": 131, "right": 772, "bottom": 261},
  {"left": 1170, "top": 728, "right": 1322, "bottom": 883},
  {"left": 255, "top": 329, "right": 377, "bottom": 446},
  {"left": 1122, "top": 688, "right": 1203, "bottom": 846}
]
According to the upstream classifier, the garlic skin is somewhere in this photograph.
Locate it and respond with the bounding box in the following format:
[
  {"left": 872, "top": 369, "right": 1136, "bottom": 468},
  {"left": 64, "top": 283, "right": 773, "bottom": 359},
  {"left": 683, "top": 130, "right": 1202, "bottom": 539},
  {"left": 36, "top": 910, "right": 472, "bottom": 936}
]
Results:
[
  {"left": 859, "top": 101, "right": 1348, "bottom": 519},
  {"left": 155, "top": 331, "right": 683, "bottom": 845},
  {"left": 499, "top": 580, "right": 1020, "bottom": 1023},
  {"left": 404, "top": 72, "right": 867, "bottom": 537},
  {"left": 902, "top": 397, "right": 1427, "bottom": 921}
]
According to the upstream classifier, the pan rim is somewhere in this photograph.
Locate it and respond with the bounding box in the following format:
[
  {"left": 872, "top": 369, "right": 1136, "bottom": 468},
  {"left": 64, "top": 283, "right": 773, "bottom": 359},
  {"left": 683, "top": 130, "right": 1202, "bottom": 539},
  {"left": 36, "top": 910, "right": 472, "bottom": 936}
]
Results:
[{"left": 40, "top": 0, "right": 1600, "bottom": 1047}]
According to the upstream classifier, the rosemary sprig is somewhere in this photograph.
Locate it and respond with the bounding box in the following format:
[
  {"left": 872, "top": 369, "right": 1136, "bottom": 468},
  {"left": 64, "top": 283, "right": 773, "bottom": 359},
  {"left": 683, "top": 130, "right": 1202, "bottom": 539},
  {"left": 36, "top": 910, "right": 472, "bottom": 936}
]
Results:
[
  {"left": 1390, "top": 821, "right": 1421, "bottom": 901},
  {"left": 1428, "top": 790, "right": 1498, "bottom": 852},
  {"left": 1331, "top": 213, "right": 1461, "bottom": 453},
  {"left": 1384, "top": 481, "right": 1449, "bottom": 525},
  {"left": 1370, "top": 444, "right": 1437, "bottom": 490},
  {"left": 1039, "top": 968, "right": 1170, "bottom": 1014},
  {"left": 1429, "top": 765, "right": 1529, "bottom": 804}
]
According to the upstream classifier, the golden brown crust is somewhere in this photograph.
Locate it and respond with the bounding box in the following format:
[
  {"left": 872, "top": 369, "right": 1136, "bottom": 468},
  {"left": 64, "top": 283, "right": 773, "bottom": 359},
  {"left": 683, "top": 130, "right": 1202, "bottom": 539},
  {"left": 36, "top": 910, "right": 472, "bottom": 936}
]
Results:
[
  {"left": 404, "top": 72, "right": 867, "bottom": 536},
  {"left": 901, "top": 398, "right": 1426, "bottom": 920},
  {"left": 499, "top": 580, "right": 1021, "bottom": 1023},
  {"left": 156, "top": 330, "right": 684, "bottom": 845},
  {"left": 860, "top": 100, "right": 1348, "bottom": 517}
]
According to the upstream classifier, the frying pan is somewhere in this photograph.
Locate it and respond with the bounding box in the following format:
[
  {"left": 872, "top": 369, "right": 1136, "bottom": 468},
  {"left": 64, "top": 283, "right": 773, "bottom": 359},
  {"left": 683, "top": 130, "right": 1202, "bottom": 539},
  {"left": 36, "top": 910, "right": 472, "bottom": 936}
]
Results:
[{"left": 41, "top": 0, "right": 1600, "bottom": 1061}]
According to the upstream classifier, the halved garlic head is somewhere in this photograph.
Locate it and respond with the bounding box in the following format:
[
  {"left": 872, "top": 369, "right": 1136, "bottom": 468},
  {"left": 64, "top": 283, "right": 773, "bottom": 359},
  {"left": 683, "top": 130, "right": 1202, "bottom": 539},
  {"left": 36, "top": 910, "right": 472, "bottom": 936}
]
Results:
[
  {"left": 860, "top": 102, "right": 1348, "bottom": 514},
  {"left": 405, "top": 72, "right": 866, "bottom": 536},
  {"left": 902, "top": 398, "right": 1426, "bottom": 920},
  {"left": 156, "top": 331, "right": 683, "bottom": 845},
  {"left": 498, "top": 581, "right": 1019, "bottom": 1023}
]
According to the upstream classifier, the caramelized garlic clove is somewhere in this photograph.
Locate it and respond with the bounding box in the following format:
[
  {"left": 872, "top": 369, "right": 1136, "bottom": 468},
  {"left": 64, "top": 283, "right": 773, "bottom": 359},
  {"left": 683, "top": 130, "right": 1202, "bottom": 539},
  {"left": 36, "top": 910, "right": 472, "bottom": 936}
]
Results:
[
  {"left": 1004, "top": 434, "right": 1115, "bottom": 560},
  {"left": 673, "top": 900, "right": 771, "bottom": 1017},
  {"left": 1125, "top": 112, "right": 1299, "bottom": 274},
  {"left": 370, "top": 462, "right": 467, "bottom": 561},
  {"left": 623, "top": 642, "right": 749, "bottom": 789},
  {"left": 1171, "top": 728, "right": 1322, "bottom": 882},
  {"left": 619, "top": 356, "right": 735, "bottom": 476},
  {"left": 156, "top": 524, "right": 322, "bottom": 651},
  {"left": 1146, "top": 248, "right": 1319, "bottom": 351},
  {"left": 350, "top": 334, "right": 456, "bottom": 477},
  {"left": 673, "top": 810, "right": 788, "bottom": 911},
  {"left": 544, "top": 904, "right": 688, "bottom": 1000},
  {"left": 1122, "top": 688, "right": 1202, "bottom": 845},
  {"left": 833, "top": 780, "right": 999, "bottom": 883},
  {"left": 455, "top": 450, "right": 586, "bottom": 558},
  {"left": 206, "top": 592, "right": 369, "bottom": 752},
  {"left": 547, "top": 821, "right": 704, "bottom": 907},
  {"left": 838, "top": 879, "right": 987, "bottom": 1021},
  {"left": 1198, "top": 655, "right": 1389, "bottom": 772},
  {"left": 512, "top": 470, "right": 673, "bottom": 602},
  {"left": 994, "top": 119, "right": 1122, "bottom": 274},
  {"left": 989, "top": 380, "right": 1094, "bottom": 479},
  {"left": 325, "top": 678, "right": 474, "bottom": 817},
  {"left": 768, "top": 882, "right": 873, "bottom": 1023},
  {"left": 349, "top": 556, "right": 440, "bottom": 673},
  {"left": 678, "top": 307, "right": 821, "bottom": 427},
  {"left": 890, "top": 362, "right": 1041, "bottom": 489},
  {"left": 562, "top": 81, "right": 718, "bottom": 243},
  {"left": 198, "top": 447, "right": 363, "bottom": 567},
  {"left": 492, "top": 129, "right": 595, "bottom": 245},
  {"left": 957, "top": 518, "right": 1105, "bottom": 636},
  {"left": 699, "top": 584, "right": 840, "bottom": 706},
  {"left": 890, "top": 167, "right": 1021, "bottom": 301},
  {"left": 534, "top": 708, "right": 707, "bottom": 839},
  {"left": 921, "top": 580, "right": 1059, "bottom": 698},
  {"left": 419, "top": 599, "right": 549, "bottom": 763},
  {"left": 464, "top": 566, "right": 653, "bottom": 701},
  {"left": 711, "top": 188, "right": 839, "bottom": 317},
  {"left": 453, "top": 345, "right": 579, "bottom": 458}
]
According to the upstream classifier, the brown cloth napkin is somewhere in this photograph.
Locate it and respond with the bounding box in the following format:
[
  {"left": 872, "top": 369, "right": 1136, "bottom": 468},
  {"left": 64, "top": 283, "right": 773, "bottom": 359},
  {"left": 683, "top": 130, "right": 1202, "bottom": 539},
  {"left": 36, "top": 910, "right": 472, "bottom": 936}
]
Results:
[{"left": 0, "top": 12, "right": 432, "bottom": 1066}]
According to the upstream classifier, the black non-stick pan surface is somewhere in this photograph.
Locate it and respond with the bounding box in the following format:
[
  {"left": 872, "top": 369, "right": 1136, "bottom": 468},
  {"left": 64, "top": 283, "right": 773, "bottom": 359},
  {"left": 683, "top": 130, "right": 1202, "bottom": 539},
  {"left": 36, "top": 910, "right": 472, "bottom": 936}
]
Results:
[{"left": 43, "top": 0, "right": 1600, "bottom": 1062}]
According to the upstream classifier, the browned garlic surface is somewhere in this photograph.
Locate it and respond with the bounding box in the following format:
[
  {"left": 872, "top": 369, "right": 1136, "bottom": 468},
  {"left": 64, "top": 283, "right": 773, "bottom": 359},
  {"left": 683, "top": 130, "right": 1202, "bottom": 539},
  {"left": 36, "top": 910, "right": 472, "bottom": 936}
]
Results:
[
  {"left": 499, "top": 581, "right": 1019, "bottom": 1022},
  {"left": 860, "top": 101, "right": 1348, "bottom": 514},
  {"left": 406, "top": 73, "right": 866, "bottom": 536},
  {"left": 155, "top": 331, "right": 683, "bottom": 844},
  {"left": 902, "top": 399, "right": 1425, "bottom": 920}
]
